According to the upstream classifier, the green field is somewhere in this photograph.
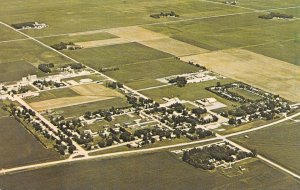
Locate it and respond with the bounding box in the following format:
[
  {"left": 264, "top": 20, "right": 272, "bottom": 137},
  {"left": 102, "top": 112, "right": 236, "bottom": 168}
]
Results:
[
  {"left": 141, "top": 78, "right": 239, "bottom": 109},
  {"left": 0, "top": 0, "right": 246, "bottom": 37},
  {"left": 47, "top": 97, "right": 130, "bottom": 118},
  {"left": 246, "top": 39, "right": 300, "bottom": 66},
  {"left": 145, "top": 12, "right": 300, "bottom": 65},
  {"left": 0, "top": 117, "right": 60, "bottom": 168},
  {"left": 0, "top": 61, "right": 42, "bottom": 83},
  {"left": 0, "top": 24, "right": 25, "bottom": 41},
  {"left": 105, "top": 57, "right": 199, "bottom": 89},
  {"left": 65, "top": 42, "right": 172, "bottom": 69},
  {"left": 0, "top": 152, "right": 299, "bottom": 189},
  {"left": 39, "top": 32, "right": 117, "bottom": 45},
  {"left": 209, "top": 0, "right": 300, "bottom": 10},
  {"left": 229, "top": 88, "right": 262, "bottom": 101},
  {"left": 230, "top": 120, "right": 300, "bottom": 175},
  {"left": 25, "top": 87, "right": 79, "bottom": 103},
  {"left": 0, "top": 40, "right": 72, "bottom": 67}
]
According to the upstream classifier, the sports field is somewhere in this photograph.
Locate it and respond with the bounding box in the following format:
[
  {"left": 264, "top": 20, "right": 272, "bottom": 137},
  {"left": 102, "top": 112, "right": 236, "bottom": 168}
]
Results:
[
  {"left": 0, "top": 152, "right": 299, "bottom": 190},
  {"left": 230, "top": 119, "right": 300, "bottom": 175},
  {"left": 28, "top": 83, "right": 124, "bottom": 111},
  {"left": 0, "top": 117, "right": 60, "bottom": 168},
  {"left": 47, "top": 97, "right": 130, "bottom": 118}
]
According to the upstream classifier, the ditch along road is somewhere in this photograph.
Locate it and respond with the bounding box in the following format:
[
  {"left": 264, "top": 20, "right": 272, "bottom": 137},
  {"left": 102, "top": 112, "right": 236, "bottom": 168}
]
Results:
[{"left": 1, "top": 20, "right": 300, "bottom": 180}]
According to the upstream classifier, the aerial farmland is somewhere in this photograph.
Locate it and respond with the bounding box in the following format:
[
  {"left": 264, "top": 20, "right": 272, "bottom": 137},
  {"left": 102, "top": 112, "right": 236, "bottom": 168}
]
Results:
[{"left": 0, "top": 0, "right": 299, "bottom": 189}]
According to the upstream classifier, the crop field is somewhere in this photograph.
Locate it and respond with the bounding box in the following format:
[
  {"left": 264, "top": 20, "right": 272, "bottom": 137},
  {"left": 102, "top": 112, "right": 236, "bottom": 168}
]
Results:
[
  {"left": 0, "top": 152, "right": 299, "bottom": 190},
  {"left": 28, "top": 83, "right": 124, "bottom": 111},
  {"left": 0, "top": 0, "right": 245, "bottom": 37},
  {"left": 209, "top": 0, "right": 300, "bottom": 10},
  {"left": 0, "top": 24, "right": 24, "bottom": 41},
  {"left": 181, "top": 49, "right": 300, "bottom": 102},
  {"left": 246, "top": 39, "right": 300, "bottom": 66},
  {"left": 25, "top": 88, "right": 80, "bottom": 103},
  {"left": 0, "top": 61, "right": 41, "bottom": 83},
  {"left": 39, "top": 32, "right": 117, "bottom": 45},
  {"left": 65, "top": 42, "right": 172, "bottom": 69},
  {"left": 145, "top": 13, "right": 300, "bottom": 56},
  {"left": 0, "top": 39, "right": 72, "bottom": 69},
  {"left": 0, "top": 117, "right": 60, "bottom": 168},
  {"left": 141, "top": 78, "right": 239, "bottom": 108},
  {"left": 45, "top": 97, "right": 130, "bottom": 118},
  {"left": 105, "top": 57, "right": 199, "bottom": 89},
  {"left": 230, "top": 119, "right": 300, "bottom": 175}
]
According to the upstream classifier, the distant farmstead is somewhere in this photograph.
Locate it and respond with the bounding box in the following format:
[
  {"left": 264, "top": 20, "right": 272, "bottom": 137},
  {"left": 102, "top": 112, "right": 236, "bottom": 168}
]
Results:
[{"left": 11, "top": 22, "right": 48, "bottom": 30}]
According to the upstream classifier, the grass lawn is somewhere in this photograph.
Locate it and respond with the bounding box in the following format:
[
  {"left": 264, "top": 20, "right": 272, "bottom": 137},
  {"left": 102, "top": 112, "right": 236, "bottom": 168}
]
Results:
[
  {"left": 230, "top": 119, "right": 300, "bottom": 175},
  {"left": 105, "top": 57, "right": 199, "bottom": 89},
  {"left": 47, "top": 97, "right": 130, "bottom": 118},
  {"left": 229, "top": 88, "right": 263, "bottom": 101},
  {"left": 0, "top": 117, "right": 61, "bottom": 168},
  {"left": 25, "top": 87, "right": 79, "bottom": 103},
  {"left": 65, "top": 42, "right": 172, "bottom": 69},
  {"left": 0, "top": 152, "right": 299, "bottom": 189},
  {"left": 39, "top": 32, "right": 117, "bottom": 45},
  {"left": 0, "top": 0, "right": 245, "bottom": 36},
  {"left": 216, "top": 118, "right": 281, "bottom": 135},
  {"left": 81, "top": 113, "right": 141, "bottom": 133},
  {"left": 142, "top": 78, "right": 240, "bottom": 109},
  {"left": 0, "top": 61, "right": 43, "bottom": 83}
]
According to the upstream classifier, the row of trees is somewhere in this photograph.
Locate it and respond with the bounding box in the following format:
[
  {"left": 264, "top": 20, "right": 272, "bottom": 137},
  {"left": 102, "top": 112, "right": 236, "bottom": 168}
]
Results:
[{"left": 38, "top": 63, "right": 54, "bottom": 73}]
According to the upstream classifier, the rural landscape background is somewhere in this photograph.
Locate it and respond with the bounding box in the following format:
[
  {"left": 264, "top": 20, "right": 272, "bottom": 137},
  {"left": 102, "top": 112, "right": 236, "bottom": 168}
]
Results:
[{"left": 0, "top": 0, "right": 300, "bottom": 189}]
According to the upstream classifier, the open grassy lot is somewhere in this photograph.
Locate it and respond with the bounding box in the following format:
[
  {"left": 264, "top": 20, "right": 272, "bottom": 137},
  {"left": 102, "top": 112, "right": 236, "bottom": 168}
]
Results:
[
  {"left": 28, "top": 83, "right": 124, "bottom": 111},
  {"left": 65, "top": 42, "right": 172, "bottom": 69},
  {"left": 141, "top": 78, "right": 239, "bottom": 109},
  {"left": 0, "top": 24, "right": 25, "bottom": 41},
  {"left": 46, "top": 97, "right": 130, "bottom": 118},
  {"left": 81, "top": 113, "right": 142, "bottom": 133},
  {"left": 0, "top": 61, "right": 42, "bottom": 83},
  {"left": 26, "top": 88, "right": 80, "bottom": 103},
  {"left": 105, "top": 57, "right": 199, "bottom": 89},
  {"left": 0, "top": 0, "right": 245, "bottom": 37},
  {"left": 0, "top": 152, "right": 299, "bottom": 190},
  {"left": 0, "top": 117, "right": 60, "bottom": 168},
  {"left": 0, "top": 39, "right": 72, "bottom": 67},
  {"left": 39, "top": 32, "right": 117, "bottom": 45},
  {"left": 229, "top": 88, "right": 262, "bottom": 101},
  {"left": 230, "top": 120, "right": 300, "bottom": 175}
]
